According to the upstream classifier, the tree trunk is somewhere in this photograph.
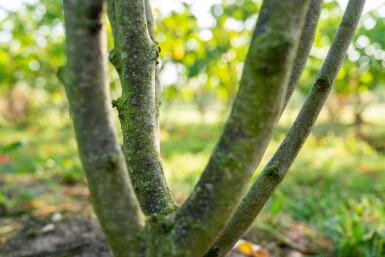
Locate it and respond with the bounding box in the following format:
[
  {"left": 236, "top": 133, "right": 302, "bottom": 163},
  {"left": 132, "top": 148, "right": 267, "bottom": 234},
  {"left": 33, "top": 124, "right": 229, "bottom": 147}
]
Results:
[{"left": 60, "top": 0, "right": 366, "bottom": 256}]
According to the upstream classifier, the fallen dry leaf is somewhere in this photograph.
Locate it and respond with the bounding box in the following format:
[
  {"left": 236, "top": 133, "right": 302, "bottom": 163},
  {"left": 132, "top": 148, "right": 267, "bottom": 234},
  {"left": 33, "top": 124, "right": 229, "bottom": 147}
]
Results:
[
  {"left": 234, "top": 239, "right": 270, "bottom": 257},
  {"left": 237, "top": 241, "right": 254, "bottom": 255}
]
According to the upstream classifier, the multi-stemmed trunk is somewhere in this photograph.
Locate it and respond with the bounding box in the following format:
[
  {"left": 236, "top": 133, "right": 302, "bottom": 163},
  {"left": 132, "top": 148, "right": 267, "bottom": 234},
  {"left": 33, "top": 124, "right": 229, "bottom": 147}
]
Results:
[{"left": 59, "top": 0, "right": 365, "bottom": 256}]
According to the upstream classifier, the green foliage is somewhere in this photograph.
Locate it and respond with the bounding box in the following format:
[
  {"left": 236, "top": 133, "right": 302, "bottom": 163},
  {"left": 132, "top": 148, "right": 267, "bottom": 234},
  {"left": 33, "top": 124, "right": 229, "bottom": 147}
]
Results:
[
  {"left": 298, "top": 4, "right": 385, "bottom": 122},
  {"left": 0, "top": 1, "right": 66, "bottom": 125},
  {"left": 261, "top": 133, "right": 385, "bottom": 257},
  {"left": 0, "top": 1, "right": 64, "bottom": 92},
  {"left": 1, "top": 0, "right": 383, "bottom": 125},
  {"left": 0, "top": 141, "right": 24, "bottom": 153},
  {"left": 155, "top": 1, "right": 385, "bottom": 116},
  {"left": 156, "top": 0, "right": 261, "bottom": 109}
]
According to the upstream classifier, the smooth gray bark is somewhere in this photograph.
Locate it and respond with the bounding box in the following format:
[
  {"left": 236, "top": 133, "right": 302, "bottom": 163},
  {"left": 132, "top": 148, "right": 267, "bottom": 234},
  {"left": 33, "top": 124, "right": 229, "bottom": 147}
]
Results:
[
  {"left": 284, "top": 0, "right": 323, "bottom": 108},
  {"left": 61, "top": 1, "right": 145, "bottom": 256},
  {"left": 145, "top": 0, "right": 162, "bottom": 146}
]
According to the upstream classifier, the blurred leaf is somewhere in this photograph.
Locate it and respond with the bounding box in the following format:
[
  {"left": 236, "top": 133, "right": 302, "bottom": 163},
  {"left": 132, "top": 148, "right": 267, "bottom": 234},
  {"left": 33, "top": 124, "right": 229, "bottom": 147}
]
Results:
[{"left": 0, "top": 141, "right": 24, "bottom": 153}]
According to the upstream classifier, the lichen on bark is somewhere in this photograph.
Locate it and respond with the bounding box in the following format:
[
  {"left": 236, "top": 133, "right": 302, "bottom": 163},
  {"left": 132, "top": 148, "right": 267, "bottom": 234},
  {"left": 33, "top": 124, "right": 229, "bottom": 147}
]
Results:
[
  {"left": 60, "top": 0, "right": 366, "bottom": 256},
  {"left": 108, "top": 0, "right": 177, "bottom": 216}
]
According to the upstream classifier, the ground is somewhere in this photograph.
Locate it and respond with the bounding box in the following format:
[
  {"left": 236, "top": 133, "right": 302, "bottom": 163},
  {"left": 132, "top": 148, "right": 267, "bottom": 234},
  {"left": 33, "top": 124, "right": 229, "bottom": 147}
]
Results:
[
  {"left": 0, "top": 213, "right": 323, "bottom": 257},
  {"left": 1, "top": 104, "right": 385, "bottom": 257},
  {"left": 1, "top": 216, "right": 110, "bottom": 257}
]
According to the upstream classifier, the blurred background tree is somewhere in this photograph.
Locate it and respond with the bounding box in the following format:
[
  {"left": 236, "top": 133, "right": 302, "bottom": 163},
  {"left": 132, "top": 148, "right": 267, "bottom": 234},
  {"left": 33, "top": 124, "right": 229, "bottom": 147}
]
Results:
[
  {"left": 1, "top": 1, "right": 385, "bottom": 256},
  {"left": 0, "top": 0, "right": 384, "bottom": 126},
  {"left": 154, "top": 0, "right": 385, "bottom": 126},
  {"left": 0, "top": 0, "right": 64, "bottom": 125}
]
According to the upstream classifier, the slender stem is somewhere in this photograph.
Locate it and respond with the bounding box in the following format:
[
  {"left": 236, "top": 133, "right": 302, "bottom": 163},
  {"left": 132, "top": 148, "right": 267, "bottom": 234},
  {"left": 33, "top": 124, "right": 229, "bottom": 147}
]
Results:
[
  {"left": 169, "top": 1, "right": 311, "bottom": 256},
  {"left": 61, "top": 1, "right": 145, "bottom": 256},
  {"left": 145, "top": 0, "right": 155, "bottom": 39},
  {"left": 112, "top": 0, "right": 176, "bottom": 215},
  {"left": 107, "top": 0, "right": 122, "bottom": 76},
  {"left": 284, "top": 0, "right": 323, "bottom": 108},
  {"left": 145, "top": 0, "right": 162, "bottom": 148},
  {"left": 210, "top": 1, "right": 366, "bottom": 256}
]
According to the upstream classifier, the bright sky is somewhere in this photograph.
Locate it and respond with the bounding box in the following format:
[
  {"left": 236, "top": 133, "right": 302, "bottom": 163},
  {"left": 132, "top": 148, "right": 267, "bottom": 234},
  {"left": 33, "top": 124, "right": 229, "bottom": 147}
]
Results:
[
  {"left": 1, "top": 0, "right": 383, "bottom": 30},
  {"left": 0, "top": 0, "right": 384, "bottom": 19},
  {"left": 152, "top": 0, "right": 384, "bottom": 21}
]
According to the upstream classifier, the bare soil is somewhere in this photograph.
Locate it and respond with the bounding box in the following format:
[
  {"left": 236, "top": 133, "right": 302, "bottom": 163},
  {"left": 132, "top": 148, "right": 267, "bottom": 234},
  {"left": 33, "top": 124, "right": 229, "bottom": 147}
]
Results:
[
  {"left": 0, "top": 215, "right": 245, "bottom": 257},
  {"left": 0, "top": 216, "right": 111, "bottom": 257}
]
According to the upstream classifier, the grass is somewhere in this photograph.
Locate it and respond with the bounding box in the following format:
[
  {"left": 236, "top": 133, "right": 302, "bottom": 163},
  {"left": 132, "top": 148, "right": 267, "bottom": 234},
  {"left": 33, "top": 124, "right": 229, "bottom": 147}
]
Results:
[
  {"left": 259, "top": 134, "right": 385, "bottom": 256},
  {"left": 0, "top": 103, "right": 385, "bottom": 256}
]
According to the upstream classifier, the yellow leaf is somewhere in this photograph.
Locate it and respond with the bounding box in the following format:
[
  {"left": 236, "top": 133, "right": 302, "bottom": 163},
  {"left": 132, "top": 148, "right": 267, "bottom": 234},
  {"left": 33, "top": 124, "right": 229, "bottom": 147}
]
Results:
[{"left": 237, "top": 241, "right": 254, "bottom": 255}]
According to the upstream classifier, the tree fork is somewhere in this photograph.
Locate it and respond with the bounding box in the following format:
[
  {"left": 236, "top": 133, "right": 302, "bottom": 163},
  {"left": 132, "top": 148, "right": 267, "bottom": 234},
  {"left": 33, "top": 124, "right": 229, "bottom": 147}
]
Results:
[{"left": 60, "top": 0, "right": 367, "bottom": 256}]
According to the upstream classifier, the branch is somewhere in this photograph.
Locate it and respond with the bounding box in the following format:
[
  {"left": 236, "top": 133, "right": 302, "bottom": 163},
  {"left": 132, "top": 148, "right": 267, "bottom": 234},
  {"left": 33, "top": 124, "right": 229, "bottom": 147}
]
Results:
[
  {"left": 284, "top": 0, "right": 323, "bottom": 108},
  {"left": 61, "top": 1, "right": 145, "bottom": 256},
  {"left": 112, "top": 0, "right": 176, "bottom": 215},
  {"left": 169, "top": 1, "right": 311, "bottom": 256},
  {"left": 145, "top": 0, "right": 162, "bottom": 147},
  {"left": 145, "top": 0, "right": 155, "bottom": 40},
  {"left": 107, "top": 0, "right": 122, "bottom": 75},
  {"left": 210, "top": 1, "right": 366, "bottom": 255}
]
